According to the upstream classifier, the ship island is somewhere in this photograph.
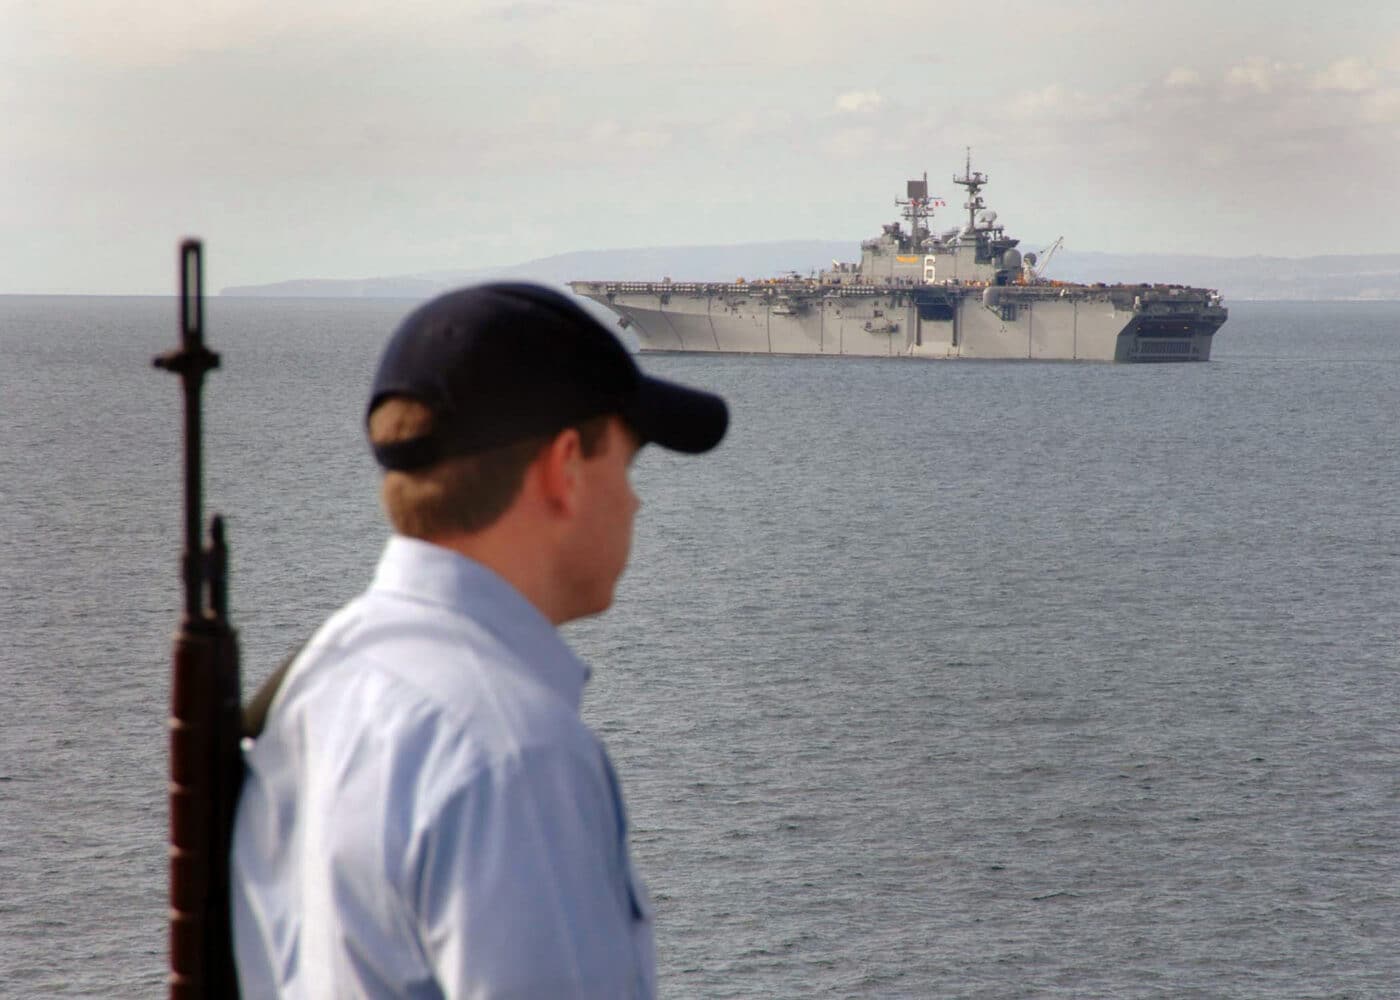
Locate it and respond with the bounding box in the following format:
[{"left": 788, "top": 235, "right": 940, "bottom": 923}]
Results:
[{"left": 570, "top": 154, "right": 1228, "bottom": 362}]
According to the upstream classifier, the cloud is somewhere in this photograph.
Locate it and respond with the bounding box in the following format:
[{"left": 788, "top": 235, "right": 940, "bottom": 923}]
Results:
[
  {"left": 1312, "top": 56, "right": 1379, "bottom": 92},
  {"left": 962, "top": 54, "right": 1400, "bottom": 166},
  {"left": 999, "top": 83, "right": 1125, "bottom": 140},
  {"left": 833, "top": 91, "right": 883, "bottom": 114},
  {"left": 1004, "top": 84, "right": 1115, "bottom": 122},
  {"left": 1224, "top": 57, "right": 1291, "bottom": 94},
  {"left": 585, "top": 120, "right": 673, "bottom": 152},
  {"left": 1360, "top": 87, "right": 1400, "bottom": 125},
  {"left": 1164, "top": 67, "right": 1202, "bottom": 88},
  {"left": 1008, "top": 84, "right": 1068, "bottom": 115},
  {"left": 916, "top": 49, "right": 1400, "bottom": 254}
]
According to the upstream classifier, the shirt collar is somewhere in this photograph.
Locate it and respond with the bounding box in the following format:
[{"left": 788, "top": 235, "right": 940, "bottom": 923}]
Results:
[{"left": 369, "top": 534, "right": 592, "bottom": 709}]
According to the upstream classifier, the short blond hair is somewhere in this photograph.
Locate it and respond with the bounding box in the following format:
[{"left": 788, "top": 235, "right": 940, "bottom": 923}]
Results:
[{"left": 369, "top": 397, "right": 609, "bottom": 539}]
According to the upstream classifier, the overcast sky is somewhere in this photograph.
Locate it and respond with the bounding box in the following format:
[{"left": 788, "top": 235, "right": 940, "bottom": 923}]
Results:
[{"left": 5, "top": 0, "right": 1399, "bottom": 294}]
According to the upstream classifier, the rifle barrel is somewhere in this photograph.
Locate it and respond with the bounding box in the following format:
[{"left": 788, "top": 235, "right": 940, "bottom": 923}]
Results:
[
  {"left": 154, "top": 240, "right": 220, "bottom": 620},
  {"left": 157, "top": 238, "right": 242, "bottom": 999}
]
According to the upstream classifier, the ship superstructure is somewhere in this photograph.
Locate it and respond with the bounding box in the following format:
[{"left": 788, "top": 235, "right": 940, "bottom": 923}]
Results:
[{"left": 570, "top": 153, "right": 1227, "bottom": 362}]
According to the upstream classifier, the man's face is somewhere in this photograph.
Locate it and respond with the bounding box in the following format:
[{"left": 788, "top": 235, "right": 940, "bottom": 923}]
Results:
[{"left": 561, "top": 416, "right": 642, "bottom": 619}]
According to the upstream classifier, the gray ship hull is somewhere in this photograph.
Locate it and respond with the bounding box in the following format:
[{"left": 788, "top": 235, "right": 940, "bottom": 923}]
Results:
[{"left": 571, "top": 281, "right": 1226, "bottom": 362}]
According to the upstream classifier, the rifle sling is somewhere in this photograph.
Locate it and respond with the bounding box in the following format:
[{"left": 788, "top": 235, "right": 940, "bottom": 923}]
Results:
[{"left": 241, "top": 643, "right": 305, "bottom": 740}]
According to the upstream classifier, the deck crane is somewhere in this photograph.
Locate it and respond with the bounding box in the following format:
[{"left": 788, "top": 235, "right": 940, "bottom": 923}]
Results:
[{"left": 1024, "top": 236, "right": 1064, "bottom": 282}]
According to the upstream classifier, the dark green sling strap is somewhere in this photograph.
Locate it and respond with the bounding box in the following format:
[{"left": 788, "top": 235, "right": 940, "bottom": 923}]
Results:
[{"left": 240, "top": 643, "right": 305, "bottom": 739}]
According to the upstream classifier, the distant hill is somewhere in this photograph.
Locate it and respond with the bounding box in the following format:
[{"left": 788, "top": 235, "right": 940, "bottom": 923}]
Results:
[
  {"left": 220, "top": 244, "right": 1400, "bottom": 302},
  {"left": 1049, "top": 252, "right": 1400, "bottom": 301},
  {"left": 218, "top": 242, "right": 852, "bottom": 299}
]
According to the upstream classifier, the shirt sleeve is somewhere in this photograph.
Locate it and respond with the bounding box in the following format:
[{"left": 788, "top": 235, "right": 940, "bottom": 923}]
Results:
[{"left": 411, "top": 743, "right": 648, "bottom": 1000}]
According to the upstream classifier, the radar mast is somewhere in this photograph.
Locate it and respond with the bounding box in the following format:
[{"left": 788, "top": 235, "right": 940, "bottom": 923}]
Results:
[
  {"left": 894, "top": 172, "right": 938, "bottom": 251},
  {"left": 953, "top": 147, "right": 988, "bottom": 234}
]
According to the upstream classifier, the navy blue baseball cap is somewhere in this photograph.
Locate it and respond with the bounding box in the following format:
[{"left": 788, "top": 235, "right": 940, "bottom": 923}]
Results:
[{"left": 368, "top": 282, "right": 728, "bottom": 470}]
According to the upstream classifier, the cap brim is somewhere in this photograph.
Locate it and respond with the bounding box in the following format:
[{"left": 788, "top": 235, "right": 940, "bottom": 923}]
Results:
[{"left": 627, "top": 375, "right": 729, "bottom": 454}]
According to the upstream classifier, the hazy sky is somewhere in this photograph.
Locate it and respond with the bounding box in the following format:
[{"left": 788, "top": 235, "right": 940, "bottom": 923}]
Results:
[{"left": 5, "top": 0, "right": 1399, "bottom": 293}]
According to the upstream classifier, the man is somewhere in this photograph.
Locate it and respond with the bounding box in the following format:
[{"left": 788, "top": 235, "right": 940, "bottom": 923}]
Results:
[{"left": 231, "top": 283, "right": 728, "bottom": 998}]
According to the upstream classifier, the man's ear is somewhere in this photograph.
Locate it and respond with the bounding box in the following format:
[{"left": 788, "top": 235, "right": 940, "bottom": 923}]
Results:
[{"left": 534, "top": 427, "right": 585, "bottom": 517}]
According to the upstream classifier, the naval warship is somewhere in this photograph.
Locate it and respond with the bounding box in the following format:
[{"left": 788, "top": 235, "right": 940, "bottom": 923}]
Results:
[{"left": 570, "top": 154, "right": 1227, "bottom": 362}]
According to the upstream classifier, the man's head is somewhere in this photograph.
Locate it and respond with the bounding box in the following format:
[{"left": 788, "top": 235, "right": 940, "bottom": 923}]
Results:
[{"left": 366, "top": 282, "right": 728, "bottom": 621}]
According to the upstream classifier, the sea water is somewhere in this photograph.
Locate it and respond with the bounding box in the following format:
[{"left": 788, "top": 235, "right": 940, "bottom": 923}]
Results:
[{"left": 1, "top": 296, "right": 1397, "bottom": 997}]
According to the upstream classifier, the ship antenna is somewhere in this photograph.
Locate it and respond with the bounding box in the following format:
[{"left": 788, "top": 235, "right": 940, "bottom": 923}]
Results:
[{"left": 953, "top": 146, "right": 988, "bottom": 235}]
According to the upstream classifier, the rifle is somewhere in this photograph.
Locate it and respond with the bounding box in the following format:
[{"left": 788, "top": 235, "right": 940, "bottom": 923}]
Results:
[{"left": 155, "top": 239, "right": 243, "bottom": 998}]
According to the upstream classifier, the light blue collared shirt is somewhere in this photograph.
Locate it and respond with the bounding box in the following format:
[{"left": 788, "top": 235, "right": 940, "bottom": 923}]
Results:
[{"left": 232, "top": 535, "right": 655, "bottom": 999}]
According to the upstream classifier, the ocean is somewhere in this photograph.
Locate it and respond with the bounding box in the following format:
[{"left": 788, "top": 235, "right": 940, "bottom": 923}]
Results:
[{"left": 1, "top": 296, "right": 1397, "bottom": 998}]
